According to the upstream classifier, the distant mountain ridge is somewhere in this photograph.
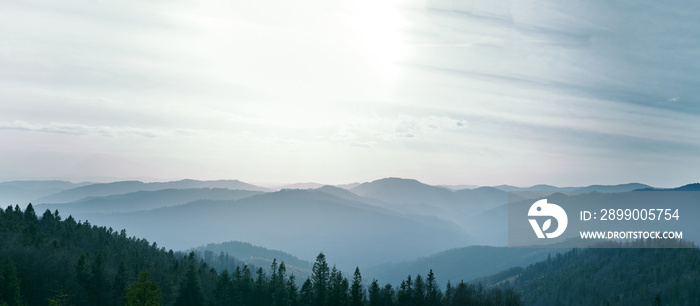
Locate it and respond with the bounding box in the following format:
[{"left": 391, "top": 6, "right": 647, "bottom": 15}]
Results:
[
  {"left": 78, "top": 188, "right": 471, "bottom": 270},
  {"left": 192, "top": 241, "right": 314, "bottom": 282},
  {"left": 0, "top": 180, "right": 92, "bottom": 205},
  {"left": 364, "top": 246, "right": 556, "bottom": 287},
  {"left": 635, "top": 183, "right": 700, "bottom": 191},
  {"left": 35, "top": 179, "right": 271, "bottom": 203},
  {"left": 34, "top": 188, "right": 263, "bottom": 214},
  {"left": 493, "top": 182, "right": 651, "bottom": 192}
]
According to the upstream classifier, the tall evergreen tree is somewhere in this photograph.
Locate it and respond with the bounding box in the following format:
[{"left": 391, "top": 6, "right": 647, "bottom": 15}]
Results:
[
  {"left": 286, "top": 274, "right": 299, "bottom": 306},
  {"left": 113, "top": 261, "right": 129, "bottom": 306},
  {"left": 397, "top": 275, "right": 413, "bottom": 306},
  {"left": 350, "top": 267, "right": 365, "bottom": 306},
  {"left": 253, "top": 267, "right": 269, "bottom": 306},
  {"left": 174, "top": 263, "right": 206, "bottom": 306},
  {"left": 214, "top": 269, "right": 233, "bottom": 306},
  {"left": 425, "top": 269, "right": 442, "bottom": 305},
  {"left": 90, "top": 252, "right": 110, "bottom": 304},
  {"left": 0, "top": 258, "right": 22, "bottom": 306},
  {"left": 311, "top": 253, "right": 330, "bottom": 306},
  {"left": 328, "top": 266, "right": 349, "bottom": 306},
  {"left": 125, "top": 271, "right": 162, "bottom": 306},
  {"left": 381, "top": 284, "right": 396, "bottom": 306},
  {"left": 413, "top": 274, "right": 425, "bottom": 306},
  {"left": 237, "top": 265, "right": 254, "bottom": 306},
  {"left": 368, "top": 280, "right": 381, "bottom": 306},
  {"left": 299, "top": 278, "right": 314, "bottom": 306}
]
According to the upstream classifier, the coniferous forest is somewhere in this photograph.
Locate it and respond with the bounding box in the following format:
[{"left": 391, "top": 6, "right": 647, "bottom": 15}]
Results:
[{"left": 0, "top": 204, "right": 521, "bottom": 306}]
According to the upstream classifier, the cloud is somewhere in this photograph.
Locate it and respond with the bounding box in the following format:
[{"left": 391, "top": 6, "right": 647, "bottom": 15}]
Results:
[{"left": 0, "top": 120, "right": 184, "bottom": 138}]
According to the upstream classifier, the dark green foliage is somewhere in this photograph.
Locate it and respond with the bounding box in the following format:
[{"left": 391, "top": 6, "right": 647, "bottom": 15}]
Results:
[
  {"left": 126, "top": 271, "right": 162, "bottom": 306},
  {"left": 0, "top": 257, "right": 23, "bottom": 306},
  {"left": 174, "top": 258, "right": 206, "bottom": 306},
  {"left": 0, "top": 205, "right": 522, "bottom": 306},
  {"left": 0, "top": 207, "right": 224, "bottom": 306},
  {"left": 350, "top": 267, "right": 365, "bottom": 306},
  {"left": 311, "top": 253, "right": 329, "bottom": 306},
  {"left": 485, "top": 240, "right": 700, "bottom": 306}
]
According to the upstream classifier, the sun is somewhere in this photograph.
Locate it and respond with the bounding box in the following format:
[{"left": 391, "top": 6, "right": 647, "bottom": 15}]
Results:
[{"left": 336, "top": 0, "right": 407, "bottom": 78}]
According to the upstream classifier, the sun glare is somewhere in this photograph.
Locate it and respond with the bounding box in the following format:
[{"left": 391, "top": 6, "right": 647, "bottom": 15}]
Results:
[{"left": 337, "top": 0, "right": 407, "bottom": 78}]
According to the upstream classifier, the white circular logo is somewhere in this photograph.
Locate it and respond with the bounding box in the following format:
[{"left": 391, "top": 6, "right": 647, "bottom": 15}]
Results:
[{"left": 528, "top": 199, "right": 568, "bottom": 239}]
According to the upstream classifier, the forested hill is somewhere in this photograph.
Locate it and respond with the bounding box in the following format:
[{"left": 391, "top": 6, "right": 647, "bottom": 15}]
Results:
[
  {"left": 0, "top": 203, "right": 244, "bottom": 305},
  {"left": 482, "top": 240, "right": 700, "bottom": 306},
  {"left": 0, "top": 204, "right": 522, "bottom": 306}
]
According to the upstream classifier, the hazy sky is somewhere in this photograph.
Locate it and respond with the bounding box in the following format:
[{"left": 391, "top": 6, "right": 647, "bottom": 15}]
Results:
[{"left": 1, "top": 0, "right": 699, "bottom": 187}]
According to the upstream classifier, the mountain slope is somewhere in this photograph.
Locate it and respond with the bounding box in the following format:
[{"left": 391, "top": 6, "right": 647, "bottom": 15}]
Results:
[
  {"left": 364, "top": 246, "right": 555, "bottom": 286},
  {"left": 79, "top": 189, "right": 471, "bottom": 270},
  {"left": 34, "top": 188, "right": 263, "bottom": 214},
  {"left": 576, "top": 182, "right": 652, "bottom": 192},
  {"left": 192, "top": 241, "right": 313, "bottom": 281},
  {"left": 483, "top": 240, "right": 700, "bottom": 305},
  {"left": 0, "top": 180, "right": 91, "bottom": 205},
  {"left": 351, "top": 177, "right": 455, "bottom": 207},
  {"left": 0, "top": 204, "right": 242, "bottom": 306},
  {"left": 636, "top": 183, "right": 700, "bottom": 191},
  {"left": 36, "top": 179, "right": 270, "bottom": 203}
]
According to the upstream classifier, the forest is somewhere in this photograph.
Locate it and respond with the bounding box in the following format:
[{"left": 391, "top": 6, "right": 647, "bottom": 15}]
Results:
[
  {"left": 0, "top": 204, "right": 521, "bottom": 306},
  {"left": 483, "top": 240, "right": 700, "bottom": 305}
]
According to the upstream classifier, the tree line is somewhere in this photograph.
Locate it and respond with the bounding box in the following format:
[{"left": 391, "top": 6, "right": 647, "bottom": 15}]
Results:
[{"left": 0, "top": 204, "right": 522, "bottom": 305}]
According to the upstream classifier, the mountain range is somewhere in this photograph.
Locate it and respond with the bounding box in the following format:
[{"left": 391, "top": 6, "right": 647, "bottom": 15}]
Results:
[{"left": 7, "top": 176, "right": 696, "bottom": 287}]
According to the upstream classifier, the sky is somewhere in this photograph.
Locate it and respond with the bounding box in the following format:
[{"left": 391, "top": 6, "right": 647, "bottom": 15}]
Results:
[{"left": 1, "top": 0, "right": 699, "bottom": 187}]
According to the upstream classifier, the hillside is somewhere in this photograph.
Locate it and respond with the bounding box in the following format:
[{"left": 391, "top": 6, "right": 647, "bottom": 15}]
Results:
[
  {"left": 0, "top": 180, "right": 91, "bottom": 205},
  {"left": 192, "top": 241, "right": 313, "bottom": 282},
  {"left": 35, "top": 179, "right": 270, "bottom": 203},
  {"left": 364, "top": 246, "right": 555, "bottom": 287},
  {"left": 77, "top": 189, "right": 471, "bottom": 270},
  {"left": 34, "top": 188, "right": 263, "bottom": 214},
  {"left": 483, "top": 240, "right": 700, "bottom": 305},
  {"left": 0, "top": 204, "right": 243, "bottom": 305},
  {"left": 1, "top": 204, "right": 520, "bottom": 306}
]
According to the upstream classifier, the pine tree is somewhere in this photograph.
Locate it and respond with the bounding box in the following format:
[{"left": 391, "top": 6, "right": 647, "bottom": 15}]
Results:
[
  {"left": 238, "top": 265, "right": 254, "bottom": 306},
  {"left": 328, "top": 266, "right": 349, "bottom": 306},
  {"left": 311, "top": 253, "right": 330, "bottom": 306},
  {"left": 23, "top": 204, "right": 37, "bottom": 223},
  {"left": 286, "top": 274, "right": 299, "bottom": 306},
  {"left": 425, "top": 269, "right": 442, "bottom": 305},
  {"left": 299, "top": 278, "right": 314, "bottom": 306},
  {"left": 381, "top": 284, "right": 396, "bottom": 306},
  {"left": 397, "top": 275, "right": 413, "bottom": 306},
  {"left": 443, "top": 281, "right": 454, "bottom": 306},
  {"left": 90, "top": 252, "right": 110, "bottom": 304},
  {"left": 0, "top": 258, "right": 23, "bottom": 306},
  {"left": 113, "top": 261, "right": 129, "bottom": 306},
  {"left": 413, "top": 274, "right": 425, "bottom": 306},
  {"left": 253, "top": 267, "right": 269, "bottom": 306},
  {"left": 350, "top": 267, "right": 365, "bottom": 306},
  {"left": 126, "top": 271, "right": 162, "bottom": 306},
  {"left": 272, "top": 261, "right": 290, "bottom": 306},
  {"left": 368, "top": 280, "right": 381, "bottom": 306},
  {"left": 174, "top": 262, "right": 206, "bottom": 306},
  {"left": 214, "top": 269, "right": 233, "bottom": 305}
]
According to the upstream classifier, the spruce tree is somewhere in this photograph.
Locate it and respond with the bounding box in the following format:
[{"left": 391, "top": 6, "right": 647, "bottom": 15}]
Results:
[
  {"left": 350, "top": 267, "right": 365, "bottom": 306},
  {"left": 174, "top": 263, "right": 206, "bottom": 306},
  {"left": 425, "top": 269, "right": 442, "bottom": 305},
  {"left": 299, "top": 278, "right": 314, "bottom": 306},
  {"left": 311, "top": 253, "right": 329, "bottom": 306},
  {"left": 368, "top": 280, "right": 381, "bottom": 306},
  {"left": 0, "top": 258, "right": 22, "bottom": 306},
  {"left": 126, "top": 271, "right": 162, "bottom": 306}
]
